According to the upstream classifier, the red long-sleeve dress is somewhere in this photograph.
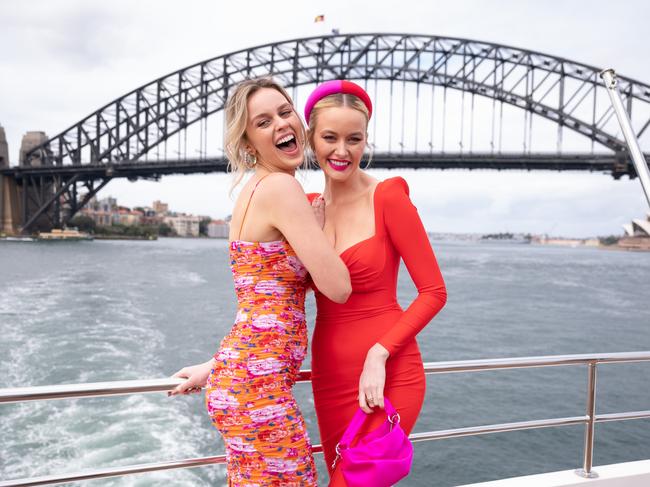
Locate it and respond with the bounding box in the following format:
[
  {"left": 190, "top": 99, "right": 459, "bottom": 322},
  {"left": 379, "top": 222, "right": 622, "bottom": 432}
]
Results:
[{"left": 309, "top": 177, "right": 447, "bottom": 485}]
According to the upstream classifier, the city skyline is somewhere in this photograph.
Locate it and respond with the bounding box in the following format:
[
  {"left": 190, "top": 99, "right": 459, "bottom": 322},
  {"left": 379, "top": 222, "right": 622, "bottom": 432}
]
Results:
[
  {"left": 84, "top": 194, "right": 230, "bottom": 221},
  {"left": 78, "top": 194, "right": 230, "bottom": 238}
]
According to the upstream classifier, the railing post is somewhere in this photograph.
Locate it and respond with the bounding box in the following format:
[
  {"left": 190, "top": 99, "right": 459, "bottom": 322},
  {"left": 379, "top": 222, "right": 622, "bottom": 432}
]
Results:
[
  {"left": 600, "top": 68, "right": 650, "bottom": 208},
  {"left": 576, "top": 362, "right": 598, "bottom": 478}
]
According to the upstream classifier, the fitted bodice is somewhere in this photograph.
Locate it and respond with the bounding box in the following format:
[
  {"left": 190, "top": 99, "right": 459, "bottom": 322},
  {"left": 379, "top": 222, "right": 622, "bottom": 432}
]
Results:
[
  {"left": 215, "top": 239, "right": 310, "bottom": 383},
  {"left": 230, "top": 239, "right": 308, "bottom": 307},
  {"left": 309, "top": 177, "right": 447, "bottom": 356},
  {"left": 313, "top": 180, "right": 403, "bottom": 322}
]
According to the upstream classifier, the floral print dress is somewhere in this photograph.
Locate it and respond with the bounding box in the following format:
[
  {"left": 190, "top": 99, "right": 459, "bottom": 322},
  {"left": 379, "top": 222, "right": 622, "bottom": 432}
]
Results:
[{"left": 205, "top": 239, "right": 317, "bottom": 486}]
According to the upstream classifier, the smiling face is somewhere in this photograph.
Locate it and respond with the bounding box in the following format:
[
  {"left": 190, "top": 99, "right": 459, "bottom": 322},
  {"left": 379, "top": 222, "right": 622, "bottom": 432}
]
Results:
[
  {"left": 311, "top": 105, "right": 368, "bottom": 181},
  {"left": 244, "top": 87, "right": 304, "bottom": 173}
]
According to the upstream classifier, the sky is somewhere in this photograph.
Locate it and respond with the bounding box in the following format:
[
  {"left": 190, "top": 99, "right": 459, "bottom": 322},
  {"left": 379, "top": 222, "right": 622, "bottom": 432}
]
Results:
[{"left": 2, "top": 0, "right": 650, "bottom": 237}]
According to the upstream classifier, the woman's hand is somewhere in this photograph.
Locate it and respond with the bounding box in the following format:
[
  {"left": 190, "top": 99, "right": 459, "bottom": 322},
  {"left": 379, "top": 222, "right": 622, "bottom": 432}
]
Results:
[
  {"left": 311, "top": 195, "right": 326, "bottom": 229},
  {"left": 358, "top": 343, "right": 390, "bottom": 413},
  {"left": 169, "top": 359, "right": 214, "bottom": 396}
]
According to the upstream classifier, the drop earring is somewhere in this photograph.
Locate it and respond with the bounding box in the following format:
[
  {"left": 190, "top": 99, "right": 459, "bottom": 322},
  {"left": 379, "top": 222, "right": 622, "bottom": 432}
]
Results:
[{"left": 245, "top": 152, "right": 257, "bottom": 167}]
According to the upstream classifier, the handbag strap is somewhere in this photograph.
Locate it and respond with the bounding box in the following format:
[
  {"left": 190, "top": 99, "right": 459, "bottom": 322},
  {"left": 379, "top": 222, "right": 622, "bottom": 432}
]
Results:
[{"left": 339, "top": 397, "right": 399, "bottom": 448}]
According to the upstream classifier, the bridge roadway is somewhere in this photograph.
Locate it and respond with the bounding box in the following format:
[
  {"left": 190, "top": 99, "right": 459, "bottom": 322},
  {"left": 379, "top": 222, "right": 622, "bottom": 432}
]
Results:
[{"left": 0, "top": 152, "right": 642, "bottom": 179}]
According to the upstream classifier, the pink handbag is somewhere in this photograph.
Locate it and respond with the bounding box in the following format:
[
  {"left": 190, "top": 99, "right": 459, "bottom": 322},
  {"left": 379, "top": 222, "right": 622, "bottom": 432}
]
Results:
[{"left": 332, "top": 398, "right": 413, "bottom": 487}]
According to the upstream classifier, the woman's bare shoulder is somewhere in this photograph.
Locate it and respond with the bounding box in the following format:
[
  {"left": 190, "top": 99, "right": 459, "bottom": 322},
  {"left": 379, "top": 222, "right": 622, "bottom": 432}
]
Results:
[{"left": 257, "top": 172, "right": 306, "bottom": 202}]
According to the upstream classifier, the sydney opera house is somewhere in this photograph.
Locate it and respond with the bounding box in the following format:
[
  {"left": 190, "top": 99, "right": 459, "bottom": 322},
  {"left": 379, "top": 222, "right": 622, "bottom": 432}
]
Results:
[{"left": 621, "top": 213, "right": 650, "bottom": 250}]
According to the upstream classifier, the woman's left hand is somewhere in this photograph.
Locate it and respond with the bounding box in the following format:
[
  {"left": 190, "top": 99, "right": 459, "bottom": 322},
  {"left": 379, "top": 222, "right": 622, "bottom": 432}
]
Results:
[
  {"left": 169, "top": 359, "right": 214, "bottom": 396},
  {"left": 311, "top": 195, "right": 326, "bottom": 229},
  {"left": 358, "top": 343, "right": 390, "bottom": 414}
]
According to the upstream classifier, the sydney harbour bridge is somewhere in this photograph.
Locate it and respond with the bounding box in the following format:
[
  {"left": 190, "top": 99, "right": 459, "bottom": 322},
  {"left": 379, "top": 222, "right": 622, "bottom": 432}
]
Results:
[{"left": 1, "top": 33, "right": 650, "bottom": 234}]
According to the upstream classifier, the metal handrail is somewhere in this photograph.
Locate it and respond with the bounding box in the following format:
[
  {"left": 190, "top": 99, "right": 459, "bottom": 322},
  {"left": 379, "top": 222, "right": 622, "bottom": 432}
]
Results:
[
  {"left": 1, "top": 351, "right": 649, "bottom": 486},
  {"left": 3, "top": 351, "right": 649, "bottom": 405}
]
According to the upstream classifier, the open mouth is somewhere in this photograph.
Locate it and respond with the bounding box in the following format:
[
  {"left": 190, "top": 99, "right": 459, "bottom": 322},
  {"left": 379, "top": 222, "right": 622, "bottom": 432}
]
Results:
[
  {"left": 275, "top": 134, "right": 298, "bottom": 153},
  {"left": 327, "top": 159, "right": 351, "bottom": 172}
]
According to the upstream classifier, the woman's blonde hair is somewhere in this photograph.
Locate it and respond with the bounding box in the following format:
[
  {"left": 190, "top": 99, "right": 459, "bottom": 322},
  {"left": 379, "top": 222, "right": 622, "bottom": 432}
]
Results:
[
  {"left": 306, "top": 93, "right": 373, "bottom": 167},
  {"left": 224, "top": 78, "right": 306, "bottom": 191}
]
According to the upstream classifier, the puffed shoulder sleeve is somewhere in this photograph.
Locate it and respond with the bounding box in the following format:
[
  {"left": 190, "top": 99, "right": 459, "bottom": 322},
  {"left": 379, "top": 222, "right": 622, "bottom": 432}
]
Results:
[{"left": 377, "top": 177, "right": 447, "bottom": 355}]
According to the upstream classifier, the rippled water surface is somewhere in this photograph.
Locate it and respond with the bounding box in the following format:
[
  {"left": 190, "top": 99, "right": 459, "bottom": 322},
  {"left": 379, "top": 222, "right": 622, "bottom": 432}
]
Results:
[{"left": 1, "top": 238, "right": 649, "bottom": 486}]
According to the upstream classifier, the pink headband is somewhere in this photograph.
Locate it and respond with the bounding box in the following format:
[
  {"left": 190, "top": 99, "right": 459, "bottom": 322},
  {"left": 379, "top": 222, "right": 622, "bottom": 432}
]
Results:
[{"left": 304, "top": 80, "right": 373, "bottom": 125}]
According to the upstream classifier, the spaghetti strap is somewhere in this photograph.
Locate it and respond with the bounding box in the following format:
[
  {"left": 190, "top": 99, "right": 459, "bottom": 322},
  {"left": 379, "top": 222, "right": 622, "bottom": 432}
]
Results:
[{"left": 237, "top": 174, "right": 271, "bottom": 240}]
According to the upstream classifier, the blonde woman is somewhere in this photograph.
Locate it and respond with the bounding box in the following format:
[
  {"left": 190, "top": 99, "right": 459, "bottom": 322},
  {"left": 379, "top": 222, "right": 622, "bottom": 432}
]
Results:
[
  {"left": 171, "top": 78, "right": 351, "bottom": 486},
  {"left": 305, "top": 80, "right": 447, "bottom": 485}
]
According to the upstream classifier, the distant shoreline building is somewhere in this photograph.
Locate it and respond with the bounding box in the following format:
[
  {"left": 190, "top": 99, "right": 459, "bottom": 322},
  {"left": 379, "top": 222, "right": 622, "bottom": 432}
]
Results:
[
  {"left": 78, "top": 196, "right": 230, "bottom": 238},
  {"left": 152, "top": 200, "right": 168, "bottom": 215},
  {"left": 622, "top": 212, "right": 650, "bottom": 238},
  {"left": 620, "top": 212, "right": 650, "bottom": 250},
  {"left": 207, "top": 219, "right": 229, "bottom": 238},
  {"left": 164, "top": 214, "right": 200, "bottom": 237}
]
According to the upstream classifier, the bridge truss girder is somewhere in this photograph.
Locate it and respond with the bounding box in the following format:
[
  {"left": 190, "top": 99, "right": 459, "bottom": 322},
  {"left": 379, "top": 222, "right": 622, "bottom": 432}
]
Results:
[{"left": 12, "top": 173, "right": 113, "bottom": 232}]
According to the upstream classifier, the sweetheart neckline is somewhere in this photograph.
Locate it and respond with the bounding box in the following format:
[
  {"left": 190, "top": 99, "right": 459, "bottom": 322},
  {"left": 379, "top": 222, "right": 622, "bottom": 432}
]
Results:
[
  {"left": 338, "top": 234, "right": 379, "bottom": 258},
  {"left": 334, "top": 181, "right": 382, "bottom": 257}
]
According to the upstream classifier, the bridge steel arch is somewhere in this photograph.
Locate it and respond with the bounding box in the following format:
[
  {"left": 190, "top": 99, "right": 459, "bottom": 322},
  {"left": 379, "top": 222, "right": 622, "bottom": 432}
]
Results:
[
  {"left": 9, "top": 33, "right": 650, "bottom": 232},
  {"left": 23, "top": 33, "right": 650, "bottom": 167}
]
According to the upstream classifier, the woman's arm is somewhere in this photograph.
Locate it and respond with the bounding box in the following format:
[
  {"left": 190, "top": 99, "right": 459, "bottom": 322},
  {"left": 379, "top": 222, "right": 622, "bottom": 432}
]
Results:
[
  {"left": 377, "top": 177, "right": 447, "bottom": 354},
  {"left": 259, "top": 173, "right": 351, "bottom": 303},
  {"left": 358, "top": 177, "right": 446, "bottom": 413}
]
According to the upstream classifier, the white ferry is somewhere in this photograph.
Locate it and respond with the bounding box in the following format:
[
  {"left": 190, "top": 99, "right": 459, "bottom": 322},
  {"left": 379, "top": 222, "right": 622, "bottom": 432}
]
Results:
[{"left": 37, "top": 228, "right": 93, "bottom": 241}]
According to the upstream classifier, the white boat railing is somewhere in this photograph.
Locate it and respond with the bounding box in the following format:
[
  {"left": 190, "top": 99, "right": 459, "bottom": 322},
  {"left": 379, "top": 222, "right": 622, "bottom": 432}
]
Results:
[{"left": 1, "top": 351, "right": 650, "bottom": 486}]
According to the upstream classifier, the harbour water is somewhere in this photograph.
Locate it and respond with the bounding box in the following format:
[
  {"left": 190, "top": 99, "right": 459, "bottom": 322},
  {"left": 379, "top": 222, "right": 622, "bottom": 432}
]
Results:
[{"left": 1, "top": 238, "right": 649, "bottom": 486}]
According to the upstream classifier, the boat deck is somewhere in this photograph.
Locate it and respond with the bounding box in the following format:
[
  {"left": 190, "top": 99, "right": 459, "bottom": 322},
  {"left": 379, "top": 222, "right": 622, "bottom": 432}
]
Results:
[{"left": 459, "top": 459, "right": 650, "bottom": 486}]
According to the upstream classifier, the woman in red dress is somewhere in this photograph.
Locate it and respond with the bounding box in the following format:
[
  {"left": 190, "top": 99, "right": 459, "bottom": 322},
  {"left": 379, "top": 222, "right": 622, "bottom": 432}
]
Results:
[{"left": 305, "top": 81, "right": 448, "bottom": 485}]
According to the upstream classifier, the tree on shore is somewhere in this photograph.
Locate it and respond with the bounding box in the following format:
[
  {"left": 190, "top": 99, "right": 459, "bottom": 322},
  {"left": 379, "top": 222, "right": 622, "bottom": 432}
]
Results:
[
  {"left": 158, "top": 222, "right": 175, "bottom": 237},
  {"left": 599, "top": 235, "right": 620, "bottom": 245},
  {"left": 94, "top": 223, "right": 159, "bottom": 239},
  {"left": 199, "top": 217, "right": 212, "bottom": 237},
  {"left": 68, "top": 215, "right": 96, "bottom": 233}
]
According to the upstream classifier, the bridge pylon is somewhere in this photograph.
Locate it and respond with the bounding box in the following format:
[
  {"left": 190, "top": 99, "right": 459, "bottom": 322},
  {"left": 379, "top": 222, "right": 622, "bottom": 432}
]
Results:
[
  {"left": 17, "top": 131, "right": 55, "bottom": 234},
  {"left": 0, "top": 130, "right": 59, "bottom": 235},
  {"left": 0, "top": 125, "right": 20, "bottom": 236}
]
